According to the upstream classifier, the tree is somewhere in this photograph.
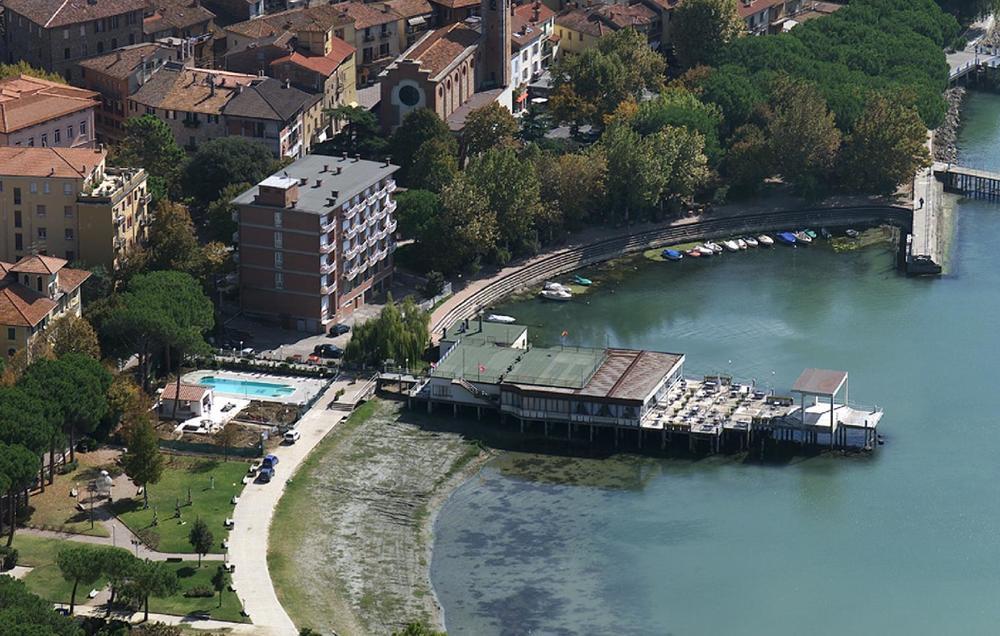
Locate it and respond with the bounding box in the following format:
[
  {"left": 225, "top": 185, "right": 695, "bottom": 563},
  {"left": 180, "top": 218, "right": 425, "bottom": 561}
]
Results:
[
  {"left": 184, "top": 137, "right": 276, "bottom": 205},
  {"left": 463, "top": 147, "right": 544, "bottom": 260},
  {"left": 550, "top": 28, "right": 665, "bottom": 124},
  {"left": 394, "top": 189, "right": 441, "bottom": 240},
  {"left": 0, "top": 62, "right": 65, "bottom": 83},
  {"left": 205, "top": 183, "right": 248, "bottom": 244},
  {"left": 698, "top": 64, "right": 766, "bottom": 133},
  {"left": 105, "top": 374, "right": 150, "bottom": 438},
  {"left": 520, "top": 102, "right": 552, "bottom": 142},
  {"left": 409, "top": 137, "right": 459, "bottom": 192},
  {"left": 44, "top": 314, "right": 101, "bottom": 359},
  {"left": 766, "top": 76, "right": 842, "bottom": 195},
  {"left": 131, "top": 560, "right": 180, "bottom": 622},
  {"left": 672, "top": 0, "right": 746, "bottom": 69},
  {"left": 57, "top": 545, "right": 104, "bottom": 615},
  {"left": 389, "top": 109, "right": 454, "bottom": 185},
  {"left": 188, "top": 518, "right": 214, "bottom": 567},
  {"left": 217, "top": 422, "right": 238, "bottom": 462},
  {"left": 419, "top": 179, "right": 498, "bottom": 273},
  {"left": 211, "top": 564, "right": 231, "bottom": 608},
  {"left": 320, "top": 105, "right": 388, "bottom": 159},
  {"left": 111, "top": 115, "right": 187, "bottom": 202},
  {"left": 632, "top": 88, "right": 724, "bottom": 164},
  {"left": 535, "top": 150, "right": 608, "bottom": 232},
  {"left": 462, "top": 102, "right": 519, "bottom": 160},
  {"left": 120, "top": 418, "right": 164, "bottom": 510},
  {"left": 146, "top": 200, "right": 206, "bottom": 275},
  {"left": 99, "top": 546, "right": 139, "bottom": 608},
  {"left": 723, "top": 124, "right": 772, "bottom": 192},
  {"left": 0, "top": 577, "right": 80, "bottom": 636},
  {"left": 344, "top": 295, "right": 429, "bottom": 368},
  {"left": 0, "top": 442, "right": 40, "bottom": 547},
  {"left": 839, "top": 92, "right": 930, "bottom": 195}
]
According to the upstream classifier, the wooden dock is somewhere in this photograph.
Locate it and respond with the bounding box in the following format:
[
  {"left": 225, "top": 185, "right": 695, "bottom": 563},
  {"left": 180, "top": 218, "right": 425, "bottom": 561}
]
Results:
[{"left": 933, "top": 162, "right": 1000, "bottom": 200}]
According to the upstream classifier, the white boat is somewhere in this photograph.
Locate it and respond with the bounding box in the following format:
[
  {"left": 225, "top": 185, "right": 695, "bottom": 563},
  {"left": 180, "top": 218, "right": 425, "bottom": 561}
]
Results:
[
  {"left": 705, "top": 241, "right": 723, "bottom": 253},
  {"left": 736, "top": 238, "right": 748, "bottom": 250},
  {"left": 486, "top": 314, "right": 516, "bottom": 324},
  {"left": 757, "top": 234, "right": 774, "bottom": 246},
  {"left": 697, "top": 245, "right": 715, "bottom": 256},
  {"left": 744, "top": 236, "right": 759, "bottom": 248},
  {"left": 539, "top": 289, "right": 572, "bottom": 301},
  {"left": 723, "top": 240, "right": 740, "bottom": 252},
  {"left": 543, "top": 281, "right": 571, "bottom": 293},
  {"left": 845, "top": 229, "right": 860, "bottom": 238}
]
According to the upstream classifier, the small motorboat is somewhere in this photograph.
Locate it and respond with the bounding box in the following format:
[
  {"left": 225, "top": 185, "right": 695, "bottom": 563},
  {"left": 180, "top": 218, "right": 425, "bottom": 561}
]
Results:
[
  {"left": 803, "top": 229, "right": 817, "bottom": 239},
  {"left": 736, "top": 238, "right": 748, "bottom": 250},
  {"left": 845, "top": 229, "right": 860, "bottom": 238},
  {"left": 573, "top": 274, "right": 592, "bottom": 286},
  {"left": 794, "top": 231, "right": 813, "bottom": 244},
  {"left": 820, "top": 228, "right": 832, "bottom": 240},
  {"left": 544, "top": 281, "right": 571, "bottom": 293},
  {"left": 686, "top": 248, "right": 702, "bottom": 258},
  {"left": 697, "top": 245, "right": 715, "bottom": 256},
  {"left": 662, "top": 249, "right": 683, "bottom": 261},
  {"left": 723, "top": 240, "right": 740, "bottom": 252},
  {"left": 757, "top": 234, "right": 774, "bottom": 247},
  {"left": 539, "top": 289, "right": 572, "bottom": 301},
  {"left": 486, "top": 314, "right": 516, "bottom": 324},
  {"left": 776, "top": 232, "right": 797, "bottom": 245},
  {"left": 704, "top": 241, "right": 723, "bottom": 253},
  {"left": 744, "top": 236, "right": 759, "bottom": 248}
]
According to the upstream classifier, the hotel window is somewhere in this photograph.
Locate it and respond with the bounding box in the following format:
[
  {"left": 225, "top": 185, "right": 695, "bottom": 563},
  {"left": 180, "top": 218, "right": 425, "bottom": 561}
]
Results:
[
  {"left": 65, "top": 250, "right": 74, "bottom": 262},
  {"left": 63, "top": 29, "right": 69, "bottom": 39},
  {"left": 13, "top": 187, "right": 20, "bottom": 204},
  {"left": 379, "top": 43, "right": 390, "bottom": 57},
  {"left": 27, "top": 137, "right": 34, "bottom": 147},
  {"left": 37, "top": 227, "right": 47, "bottom": 239},
  {"left": 273, "top": 212, "right": 282, "bottom": 227},
  {"left": 43, "top": 181, "right": 50, "bottom": 194},
  {"left": 80, "top": 121, "right": 87, "bottom": 136},
  {"left": 274, "top": 232, "right": 283, "bottom": 248},
  {"left": 63, "top": 183, "right": 72, "bottom": 195},
  {"left": 274, "top": 252, "right": 283, "bottom": 268},
  {"left": 54, "top": 129, "right": 61, "bottom": 144},
  {"left": 6, "top": 328, "right": 13, "bottom": 341},
  {"left": 29, "top": 182, "right": 37, "bottom": 194},
  {"left": 13, "top": 211, "right": 21, "bottom": 228},
  {"left": 64, "top": 48, "right": 71, "bottom": 59},
  {"left": 14, "top": 233, "right": 22, "bottom": 250},
  {"left": 64, "top": 228, "right": 74, "bottom": 240},
  {"left": 274, "top": 272, "right": 284, "bottom": 289},
  {"left": 36, "top": 205, "right": 46, "bottom": 217},
  {"left": 68, "top": 124, "right": 74, "bottom": 138},
  {"left": 64, "top": 206, "right": 73, "bottom": 218},
  {"left": 40, "top": 134, "right": 47, "bottom": 147}
]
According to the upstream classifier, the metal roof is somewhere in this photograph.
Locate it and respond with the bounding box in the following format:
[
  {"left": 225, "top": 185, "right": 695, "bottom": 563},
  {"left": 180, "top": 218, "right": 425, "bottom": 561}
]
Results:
[{"left": 791, "top": 368, "right": 848, "bottom": 396}]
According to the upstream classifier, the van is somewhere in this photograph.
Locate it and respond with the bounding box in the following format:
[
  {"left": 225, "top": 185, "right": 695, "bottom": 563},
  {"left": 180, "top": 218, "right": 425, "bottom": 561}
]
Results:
[{"left": 283, "top": 430, "right": 301, "bottom": 444}]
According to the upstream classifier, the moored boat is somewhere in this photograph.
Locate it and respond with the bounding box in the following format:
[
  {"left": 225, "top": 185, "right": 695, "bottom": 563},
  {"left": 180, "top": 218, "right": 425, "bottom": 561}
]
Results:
[
  {"left": 662, "top": 249, "right": 684, "bottom": 261},
  {"left": 845, "top": 228, "right": 860, "bottom": 238},
  {"left": 705, "top": 241, "right": 723, "bottom": 253},
  {"left": 736, "top": 238, "right": 748, "bottom": 250},
  {"left": 686, "top": 248, "right": 702, "bottom": 258},
  {"left": 757, "top": 234, "right": 774, "bottom": 246},
  {"left": 776, "top": 232, "right": 797, "bottom": 245},
  {"left": 697, "top": 245, "right": 715, "bottom": 256},
  {"left": 744, "top": 236, "right": 759, "bottom": 248},
  {"left": 486, "top": 314, "right": 517, "bottom": 324},
  {"left": 544, "top": 281, "right": 571, "bottom": 293},
  {"left": 820, "top": 228, "right": 832, "bottom": 240},
  {"left": 573, "top": 274, "right": 592, "bottom": 286},
  {"left": 539, "top": 289, "right": 572, "bottom": 301},
  {"left": 804, "top": 229, "right": 818, "bottom": 239},
  {"left": 794, "top": 231, "right": 813, "bottom": 244},
  {"left": 723, "top": 240, "right": 740, "bottom": 252}
]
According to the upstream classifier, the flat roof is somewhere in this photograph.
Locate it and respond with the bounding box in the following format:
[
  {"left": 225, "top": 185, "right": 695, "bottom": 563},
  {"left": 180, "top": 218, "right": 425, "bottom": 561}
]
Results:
[
  {"left": 503, "top": 346, "right": 606, "bottom": 389},
  {"left": 232, "top": 153, "right": 398, "bottom": 213},
  {"left": 792, "top": 368, "right": 848, "bottom": 395},
  {"left": 442, "top": 319, "right": 527, "bottom": 346},
  {"left": 432, "top": 342, "right": 524, "bottom": 384}
]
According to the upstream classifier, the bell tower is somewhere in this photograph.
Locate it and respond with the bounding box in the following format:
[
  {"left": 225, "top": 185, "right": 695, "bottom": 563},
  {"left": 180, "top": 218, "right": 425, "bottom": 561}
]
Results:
[{"left": 481, "top": 0, "right": 512, "bottom": 89}]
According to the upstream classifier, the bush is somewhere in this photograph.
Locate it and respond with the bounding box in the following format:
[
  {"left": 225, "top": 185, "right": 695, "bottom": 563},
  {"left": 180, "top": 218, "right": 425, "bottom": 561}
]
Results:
[
  {"left": 422, "top": 271, "right": 445, "bottom": 299},
  {"left": 184, "top": 586, "right": 215, "bottom": 598},
  {"left": 0, "top": 546, "right": 18, "bottom": 571},
  {"left": 57, "top": 460, "right": 79, "bottom": 475},
  {"left": 76, "top": 437, "right": 99, "bottom": 453}
]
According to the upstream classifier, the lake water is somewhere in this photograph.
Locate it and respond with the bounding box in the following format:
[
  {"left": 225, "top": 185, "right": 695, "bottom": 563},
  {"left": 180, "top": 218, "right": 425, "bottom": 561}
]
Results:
[{"left": 430, "top": 91, "right": 1000, "bottom": 636}]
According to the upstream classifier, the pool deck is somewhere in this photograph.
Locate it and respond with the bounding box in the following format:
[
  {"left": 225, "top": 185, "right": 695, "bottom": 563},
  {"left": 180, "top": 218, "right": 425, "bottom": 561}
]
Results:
[{"left": 183, "top": 370, "right": 328, "bottom": 406}]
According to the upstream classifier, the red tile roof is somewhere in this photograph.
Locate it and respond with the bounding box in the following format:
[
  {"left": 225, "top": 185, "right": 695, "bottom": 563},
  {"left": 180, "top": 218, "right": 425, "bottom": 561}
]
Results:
[
  {"left": 737, "top": 0, "right": 785, "bottom": 18},
  {"left": 512, "top": 2, "right": 555, "bottom": 49},
  {"left": 4, "top": 0, "right": 139, "bottom": 28},
  {"left": 56, "top": 267, "right": 91, "bottom": 295},
  {"left": 271, "top": 38, "right": 355, "bottom": 76},
  {"left": 10, "top": 254, "right": 67, "bottom": 275},
  {"left": 407, "top": 22, "right": 480, "bottom": 77},
  {"left": 0, "top": 147, "right": 105, "bottom": 179},
  {"left": 0, "top": 75, "right": 99, "bottom": 134},
  {"left": 427, "top": 0, "right": 480, "bottom": 9},
  {"left": 386, "top": 0, "right": 433, "bottom": 18},
  {"left": 161, "top": 383, "right": 210, "bottom": 401},
  {"left": 330, "top": 1, "right": 402, "bottom": 29},
  {"left": 0, "top": 285, "right": 57, "bottom": 327}
]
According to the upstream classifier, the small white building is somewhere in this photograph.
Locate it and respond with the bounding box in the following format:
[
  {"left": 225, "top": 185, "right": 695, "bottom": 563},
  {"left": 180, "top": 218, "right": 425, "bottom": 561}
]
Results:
[
  {"left": 158, "top": 383, "right": 214, "bottom": 419},
  {"left": 509, "top": 1, "right": 556, "bottom": 114}
]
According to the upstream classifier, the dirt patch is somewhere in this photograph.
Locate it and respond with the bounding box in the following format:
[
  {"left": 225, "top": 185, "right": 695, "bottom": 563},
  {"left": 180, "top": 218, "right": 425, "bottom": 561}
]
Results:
[{"left": 269, "top": 399, "right": 490, "bottom": 635}]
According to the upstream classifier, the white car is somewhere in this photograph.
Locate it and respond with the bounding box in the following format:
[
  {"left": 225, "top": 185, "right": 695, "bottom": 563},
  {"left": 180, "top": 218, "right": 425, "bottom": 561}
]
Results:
[{"left": 283, "top": 430, "right": 301, "bottom": 444}]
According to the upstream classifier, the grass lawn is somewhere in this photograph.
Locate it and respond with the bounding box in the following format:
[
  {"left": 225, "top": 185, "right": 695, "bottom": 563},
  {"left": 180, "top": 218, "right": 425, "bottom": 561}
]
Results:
[
  {"left": 149, "top": 561, "right": 247, "bottom": 623},
  {"left": 111, "top": 455, "right": 248, "bottom": 554},
  {"left": 26, "top": 452, "right": 119, "bottom": 538},
  {"left": 13, "top": 535, "right": 107, "bottom": 604}
]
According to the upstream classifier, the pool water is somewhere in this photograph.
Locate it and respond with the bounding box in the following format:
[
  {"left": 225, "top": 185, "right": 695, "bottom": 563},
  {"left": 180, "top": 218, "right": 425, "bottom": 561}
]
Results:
[{"left": 198, "top": 376, "right": 296, "bottom": 398}]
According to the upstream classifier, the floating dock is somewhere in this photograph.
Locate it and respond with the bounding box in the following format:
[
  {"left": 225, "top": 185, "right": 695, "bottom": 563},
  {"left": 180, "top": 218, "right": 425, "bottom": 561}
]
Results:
[{"left": 404, "top": 318, "right": 883, "bottom": 455}]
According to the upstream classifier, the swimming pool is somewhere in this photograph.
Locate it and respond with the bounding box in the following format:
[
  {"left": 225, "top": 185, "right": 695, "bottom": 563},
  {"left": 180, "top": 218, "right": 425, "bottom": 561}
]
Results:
[{"left": 198, "top": 376, "right": 296, "bottom": 398}]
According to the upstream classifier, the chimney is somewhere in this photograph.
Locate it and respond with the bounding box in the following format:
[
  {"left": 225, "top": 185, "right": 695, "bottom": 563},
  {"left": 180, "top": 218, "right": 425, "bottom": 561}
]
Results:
[
  {"left": 382, "top": 157, "right": 389, "bottom": 167},
  {"left": 381, "top": 3, "right": 389, "bottom": 11},
  {"left": 330, "top": 189, "right": 339, "bottom": 199},
  {"left": 314, "top": 178, "right": 323, "bottom": 188},
  {"left": 116, "top": 50, "right": 122, "bottom": 62},
  {"left": 341, "top": 151, "right": 348, "bottom": 159},
  {"left": 335, "top": 166, "right": 342, "bottom": 175},
  {"left": 283, "top": 78, "right": 291, "bottom": 89},
  {"left": 299, "top": 177, "right": 308, "bottom": 186},
  {"left": 322, "top": 164, "right": 329, "bottom": 172},
  {"left": 353, "top": 153, "right": 360, "bottom": 162}
]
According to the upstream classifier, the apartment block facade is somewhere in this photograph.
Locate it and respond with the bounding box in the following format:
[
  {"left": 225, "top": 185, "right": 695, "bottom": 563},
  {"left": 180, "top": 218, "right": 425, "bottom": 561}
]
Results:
[
  {"left": 1, "top": 0, "right": 144, "bottom": 82},
  {"left": 0, "top": 76, "right": 99, "bottom": 149},
  {"left": 233, "top": 154, "right": 399, "bottom": 332},
  {"left": 0, "top": 147, "right": 149, "bottom": 272}
]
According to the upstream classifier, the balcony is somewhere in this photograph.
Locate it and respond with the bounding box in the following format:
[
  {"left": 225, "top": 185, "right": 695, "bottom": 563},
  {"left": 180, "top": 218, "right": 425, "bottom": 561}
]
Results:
[
  {"left": 387, "top": 181, "right": 397, "bottom": 193},
  {"left": 114, "top": 213, "right": 125, "bottom": 226},
  {"left": 345, "top": 243, "right": 362, "bottom": 260},
  {"left": 113, "top": 237, "right": 125, "bottom": 250},
  {"left": 320, "top": 260, "right": 336, "bottom": 274},
  {"left": 385, "top": 199, "right": 397, "bottom": 215},
  {"left": 320, "top": 241, "right": 335, "bottom": 254},
  {"left": 387, "top": 218, "right": 397, "bottom": 234},
  {"left": 344, "top": 224, "right": 360, "bottom": 240},
  {"left": 344, "top": 203, "right": 361, "bottom": 219},
  {"left": 321, "top": 216, "right": 335, "bottom": 232}
]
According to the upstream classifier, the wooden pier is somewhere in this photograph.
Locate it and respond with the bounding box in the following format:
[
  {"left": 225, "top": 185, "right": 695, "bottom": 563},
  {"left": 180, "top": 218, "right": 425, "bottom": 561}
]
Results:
[{"left": 933, "top": 162, "right": 1000, "bottom": 201}]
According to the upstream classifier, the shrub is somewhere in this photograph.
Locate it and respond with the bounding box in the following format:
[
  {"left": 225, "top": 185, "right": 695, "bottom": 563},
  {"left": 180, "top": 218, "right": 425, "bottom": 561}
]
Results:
[
  {"left": 0, "top": 547, "right": 18, "bottom": 571},
  {"left": 184, "top": 586, "right": 215, "bottom": 598},
  {"left": 58, "top": 460, "right": 79, "bottom": 475},
  {"left": 422, "top": 271, "right": 445, "bottom": 298},
  {"left": 76, "top": 437, "right": 99, "bottom": 453}
]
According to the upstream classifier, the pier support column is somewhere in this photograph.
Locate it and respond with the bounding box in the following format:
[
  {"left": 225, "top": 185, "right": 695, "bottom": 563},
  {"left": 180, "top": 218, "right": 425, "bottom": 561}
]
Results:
[
  {"left": 477, "top": 407, "right": 482, "bottom": 420},
  {"left": 452, "top": 403, "right": 457, "bottom": 417},
  {"left": 519, "top": 419, "right": 524, "bottom": 434},
  {"left": 544, "top": 421, "right": 548, "bottom": 438},
  {"left": 427, "top": 399, "right": 433, "bottom": 414},
  {"left": 568, "top": 423, "right": 572, "bottom": 441},
  {"left": 614, "top": 427, "right": 619, "bottom": 448},
  {"left": 589, "top": 425, "right": 594, "bottom": 443}
]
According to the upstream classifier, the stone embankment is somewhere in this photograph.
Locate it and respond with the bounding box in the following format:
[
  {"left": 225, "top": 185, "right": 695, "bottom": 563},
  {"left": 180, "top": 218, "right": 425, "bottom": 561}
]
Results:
[
  {"left": 431, "top": 205, "right": 912, "bottom": 337},
  {"left": 934, "top": 87, "right": 967, "bottom": 163}
]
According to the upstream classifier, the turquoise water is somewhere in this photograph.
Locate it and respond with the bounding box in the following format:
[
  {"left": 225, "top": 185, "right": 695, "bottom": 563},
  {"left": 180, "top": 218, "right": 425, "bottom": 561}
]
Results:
[
  {"left": 198, "top": 376, "right": 295, "bottom": 398},
  {"left": 430, "top": 91, "right": 1000, "bottom": 635}
]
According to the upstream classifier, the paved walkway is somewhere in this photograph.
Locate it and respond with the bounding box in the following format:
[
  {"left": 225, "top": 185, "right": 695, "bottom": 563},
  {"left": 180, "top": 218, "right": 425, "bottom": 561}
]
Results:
[
  {"left": 66, "top": 604, "right": 259, "bottom": 633},
  {"left": 228, "top": 378, "right": 366, "bottom": 636},
  {"left": 21, "top": 522, "right": 226, "bottom": 562}
]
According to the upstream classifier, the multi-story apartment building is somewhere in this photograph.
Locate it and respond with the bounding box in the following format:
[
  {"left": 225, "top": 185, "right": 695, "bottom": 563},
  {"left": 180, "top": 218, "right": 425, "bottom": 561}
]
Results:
[
  {"left": 129, "top": 63, "right": 257, "bottom": 151},
  {"left": 0, "top": 147, "right": 149, "bottom": 272},
  {"left": 330, "top": 2, "right": 405, "bottom": 86},
  {"left": 386, "top": 0, "right": 434, "bottom": 50},
  {"left": 510, "top": 1, "right": 556, "bottom": 111},
  {"left": 78, "top": 43, "right": 179, "bottom": 143},
  {"left": 0, "top": 254, "right": 90, "bottom": 359},
  {"left": 203, "top": 0, "right": 266, "bottom": 24},
  {"left": 270, "top": 39, "right": 357, "bottom": 138},
  {"left": 233, "top": 154, "right": 399, "bottom": 332},
  {"left": 223, "top": 78, "right": 324, "bottom": 158},
  {"left": 1, "top": 0, "right": 145, "bottom": 82},
  {"left": 0, "top": 76, "right": 100, "bottom": 149},
  {"left": 143, "top": 0, "right": 219, "bottom": 67}
]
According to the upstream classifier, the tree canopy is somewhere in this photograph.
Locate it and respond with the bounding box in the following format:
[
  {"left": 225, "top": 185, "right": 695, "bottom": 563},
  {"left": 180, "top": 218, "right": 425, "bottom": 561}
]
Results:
[
  {"left": 0, "top": 577, "right": 80, "bottom": 636},
  {"left": 389, "top": 109, "right": 454, "bottom": 186},
  {"left": 184, "top": 137, "right": 277, "bottom": 205},
  {"left": 344, "top": 295, "right": 429, "bottom": 368},
  {"left": 461, "top": 102, "right": 519, "bottom": 159},
  {"left": 671, "top": 0, "right": 746, "bottom": 69},
  {"left": 111, "top": 115, "right": 187, "bottom": 202}
]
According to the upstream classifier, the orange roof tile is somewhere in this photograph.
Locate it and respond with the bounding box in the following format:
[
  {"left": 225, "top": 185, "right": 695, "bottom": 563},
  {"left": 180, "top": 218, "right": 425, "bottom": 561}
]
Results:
[
  {"left": 161, "top": 383, "right": 210, "bottom": 401},
  {"left": 271, "top": 38, "right": 355, "bottom": 76},
  {"left": 56, "top": 267, "right": 91, "bottom": 294},
  {"left": 0, "top": 285, "right": 57, "bottom": 327},
  {"left": 10, "top": 254, "right": 67, "bottom": 275},
  {"left": 0, "top": 75, "right": 99, "bottom": 134},
  {"left": 407, "top": 22, "right": 480, "bottom": 77},
  {"left": 0, "top": 147, "right": 105, "bottom": 179},
  {"left": 330, "top": 2, "right": 402, "bottom": 29}
]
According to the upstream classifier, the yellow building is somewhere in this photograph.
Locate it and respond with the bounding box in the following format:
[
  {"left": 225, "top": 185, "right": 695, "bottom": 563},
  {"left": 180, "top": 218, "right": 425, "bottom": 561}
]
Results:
[
  {"left": 553, "top": 4, "right": 658, "bottom": 58},
  {"left": 0, "top": 147, "right": 149, "bottom": 272},
  {"left": 0, "top": 254, "right": 90, "bottom": 359}
]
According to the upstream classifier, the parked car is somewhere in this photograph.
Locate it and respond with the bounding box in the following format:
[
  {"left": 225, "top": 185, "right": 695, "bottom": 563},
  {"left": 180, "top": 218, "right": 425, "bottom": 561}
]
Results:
[
  {"left": 327, "top": 323, "right": 350, "bottom": 337},
  {"left": 283, "top": 430, "right": 301, "bottom": 444},
  {"left": 314, "top": 344, "right": 343, "bottom": 359}
]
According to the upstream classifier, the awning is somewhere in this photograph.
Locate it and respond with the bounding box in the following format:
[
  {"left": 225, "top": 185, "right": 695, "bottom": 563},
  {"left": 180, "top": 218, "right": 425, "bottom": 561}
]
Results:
[
  {"left": 408, "top": 16, "right": 426, "bottom": 26},
  {"left": 515, "top": 91, "right": 528, "bottom": 103}
]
